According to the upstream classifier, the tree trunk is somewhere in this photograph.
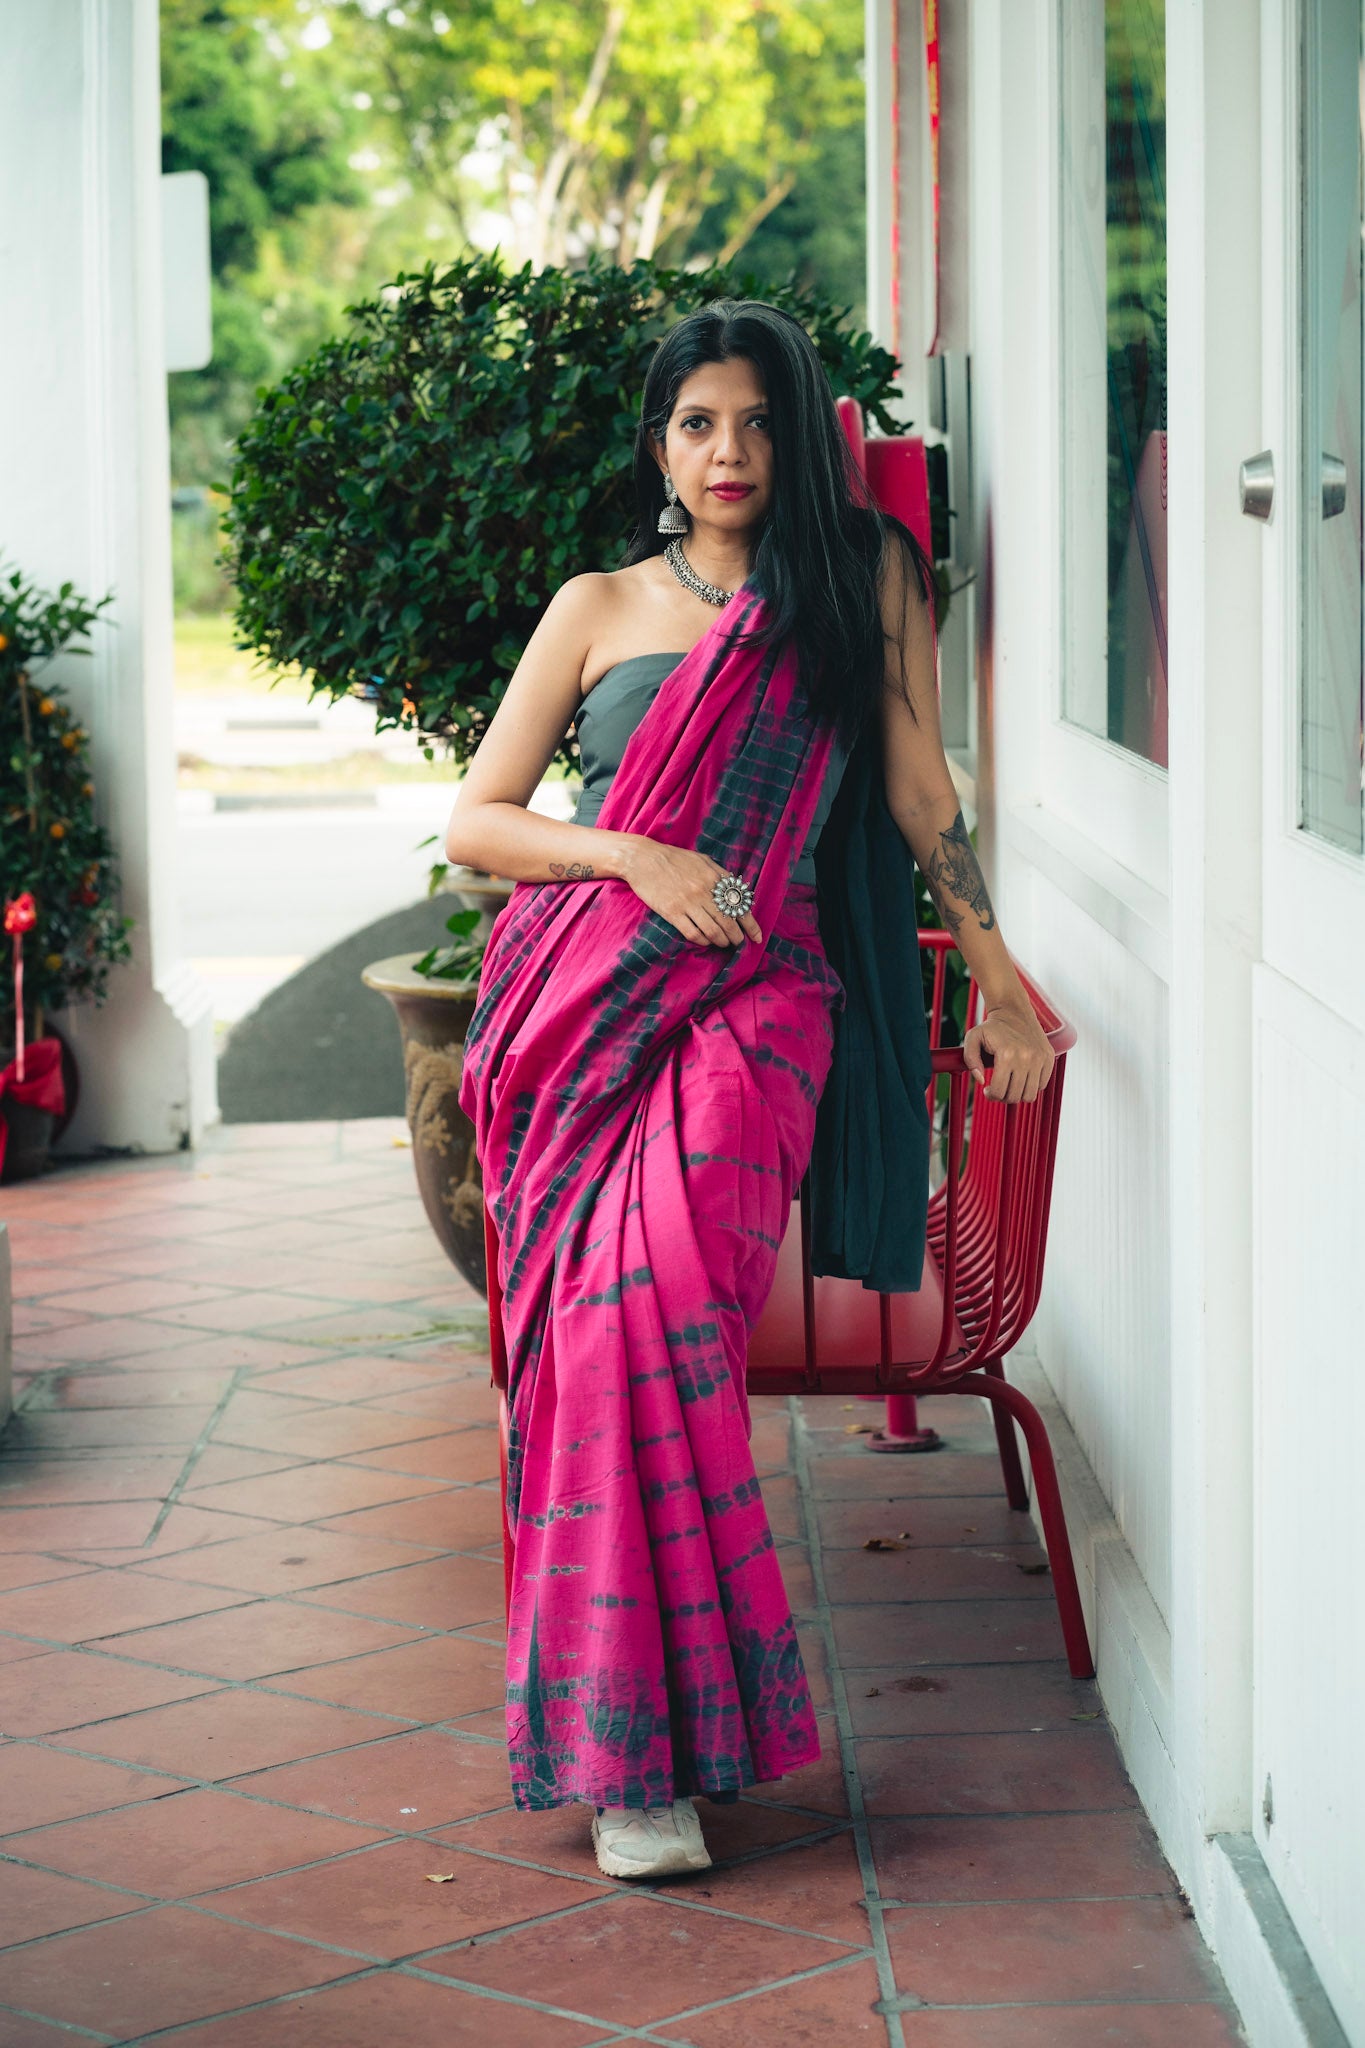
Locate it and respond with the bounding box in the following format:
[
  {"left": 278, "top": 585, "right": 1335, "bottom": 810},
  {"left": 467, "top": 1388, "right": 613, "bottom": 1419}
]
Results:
[
  {"left": 530, "top": 4, "right": 626, "bottom": 269},
  {"left": 714, "top": 172, "right": 799, "bottom": 266}
]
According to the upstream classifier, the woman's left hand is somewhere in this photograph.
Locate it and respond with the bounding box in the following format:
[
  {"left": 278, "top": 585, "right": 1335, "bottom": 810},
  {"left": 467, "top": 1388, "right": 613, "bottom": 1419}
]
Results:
[{"left": 962, "top": 999, "right": 1056, "bottom": 1104}]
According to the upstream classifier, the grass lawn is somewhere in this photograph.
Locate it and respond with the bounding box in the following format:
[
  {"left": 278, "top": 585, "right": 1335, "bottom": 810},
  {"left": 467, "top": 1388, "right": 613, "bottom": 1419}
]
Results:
[
  {"left": 174, "top": 612, "right": 303, "bottom": 697},
  {"left": 176, "top": 752, "right": 458, "bottom": 793}
]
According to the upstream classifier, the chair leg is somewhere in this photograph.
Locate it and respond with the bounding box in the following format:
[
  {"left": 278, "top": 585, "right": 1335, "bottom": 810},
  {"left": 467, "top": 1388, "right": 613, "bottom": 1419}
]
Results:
[
  {"left": 497, "top": 1388, "right": 514, "bottom": 1621},
  {"left": 982, "top": 1358, "right": 1030, "bottom": 1509},
  {"left": 954, "top": 1369, "right": 1095, "bottom": 1680},
  {"left": 865, "top": 1390, "right": 943, "bottom": 1453}
]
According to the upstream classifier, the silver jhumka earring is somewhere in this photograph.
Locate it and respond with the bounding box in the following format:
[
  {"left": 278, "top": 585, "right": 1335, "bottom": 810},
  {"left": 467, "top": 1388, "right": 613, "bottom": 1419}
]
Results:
[{"left": 657, "top": 473, "right": 688, "bottom": 534}]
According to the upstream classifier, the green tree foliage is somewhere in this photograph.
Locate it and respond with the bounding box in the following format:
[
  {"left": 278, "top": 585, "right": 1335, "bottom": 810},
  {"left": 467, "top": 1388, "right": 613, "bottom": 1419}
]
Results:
[
  {"left": 339, "top": 0, "right": 865, "bottom": 272},
  {"left": 161, "top": 0, "right": 868, "bottom": 484},
  {"left": 161, "top": 0, "right": 365, "bottom": 479},
  {"left": 223, "top": 252, "right": 900, "bottom": 770},
  {"left": 0, "top": 570, "right": 134, "bottom": 1037},
  {"left": 700, "top": 121, "right": 867, "bottom": 314}
]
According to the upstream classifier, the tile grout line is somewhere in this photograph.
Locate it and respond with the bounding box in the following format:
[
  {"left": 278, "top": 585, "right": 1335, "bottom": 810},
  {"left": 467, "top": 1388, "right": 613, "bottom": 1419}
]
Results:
[
  {"left": 106, "top": 1939, "right": 877, "bottom": 2048},
  {"left": 2, "top": 1796, "right": 876, "bottom": 1950},
  {"left": 110, "top": 1967, "right": 627, "bottom": 2047},
  {"left": 789, "top": 1392, "right": 907, "bottom": 2048},
  {"left": 0, "top": 1998, "right": 114, "bottom": 2042}
]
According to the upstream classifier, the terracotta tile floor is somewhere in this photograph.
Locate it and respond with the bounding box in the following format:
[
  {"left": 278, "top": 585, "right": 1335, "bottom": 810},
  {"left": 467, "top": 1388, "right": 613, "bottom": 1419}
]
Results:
[{"left": 0, "top": 1120, "right": 1248, "bottom": 2046}]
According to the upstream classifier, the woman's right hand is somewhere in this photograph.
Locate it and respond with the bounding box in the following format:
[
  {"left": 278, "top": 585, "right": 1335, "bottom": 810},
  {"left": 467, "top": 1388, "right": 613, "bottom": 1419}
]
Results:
[{"left": 617, "top": 835, "right": 763, "bottom": 949}]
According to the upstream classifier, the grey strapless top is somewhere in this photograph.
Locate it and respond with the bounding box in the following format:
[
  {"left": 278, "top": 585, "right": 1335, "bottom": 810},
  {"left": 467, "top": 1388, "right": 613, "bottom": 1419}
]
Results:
[{"left": 571, "top": 651, "right": 849, "bottom": 887}]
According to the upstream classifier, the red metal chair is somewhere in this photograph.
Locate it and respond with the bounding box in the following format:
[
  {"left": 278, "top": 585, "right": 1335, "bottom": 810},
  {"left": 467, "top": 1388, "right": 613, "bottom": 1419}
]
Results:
[{"left": 482, "top": 930, "right": 1092, "bottom": 1680}]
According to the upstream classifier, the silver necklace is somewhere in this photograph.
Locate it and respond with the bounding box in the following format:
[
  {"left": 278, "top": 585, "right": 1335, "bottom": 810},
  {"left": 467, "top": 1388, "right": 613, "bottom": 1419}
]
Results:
[{"left": 664, "top": 536, "right": 738, "bottom": 608}]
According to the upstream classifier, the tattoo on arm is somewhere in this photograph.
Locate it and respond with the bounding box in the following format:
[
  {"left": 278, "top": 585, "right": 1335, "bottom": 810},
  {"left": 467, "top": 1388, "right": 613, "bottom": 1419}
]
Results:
[
  {"left": 548, "top": 860, "right": 595, "bottom": 881},
  {"left": 924, "top": 812, "right": 995, "bottom": 934}
]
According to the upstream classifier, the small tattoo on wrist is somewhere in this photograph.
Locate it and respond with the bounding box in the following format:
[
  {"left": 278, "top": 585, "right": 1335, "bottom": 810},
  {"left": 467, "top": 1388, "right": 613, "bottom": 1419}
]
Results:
[{"left": 548, "top": 860, "right": 594, "bottom": 881}]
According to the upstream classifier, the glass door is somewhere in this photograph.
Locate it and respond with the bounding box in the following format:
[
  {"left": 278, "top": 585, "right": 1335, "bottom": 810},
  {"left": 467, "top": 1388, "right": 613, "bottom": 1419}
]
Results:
[
  {"left": 1262, "top": 0, "right": 1365, "bottom": 1027},
  {"left": 1300, "top": 0, "right": 1364, "bottom": 854}
]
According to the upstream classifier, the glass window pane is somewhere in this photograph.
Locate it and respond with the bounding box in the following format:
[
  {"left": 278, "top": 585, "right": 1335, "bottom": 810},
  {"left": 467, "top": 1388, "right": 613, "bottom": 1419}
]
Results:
[
  {"left": 1060, "top": 0, "right": 1168, "bottom": 767},
  {"left": 1300, "top": 0, "right": 1365, "bottom": 855}
]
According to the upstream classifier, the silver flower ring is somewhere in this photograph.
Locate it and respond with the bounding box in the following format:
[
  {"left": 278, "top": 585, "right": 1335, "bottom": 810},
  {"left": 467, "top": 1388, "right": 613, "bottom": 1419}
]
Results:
[{"left": 712, "top": 872, "right": 755, "bottom": 919}]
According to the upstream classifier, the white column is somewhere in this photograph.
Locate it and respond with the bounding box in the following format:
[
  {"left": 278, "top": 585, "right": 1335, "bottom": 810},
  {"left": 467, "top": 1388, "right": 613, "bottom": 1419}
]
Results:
[
  {"left": 0, "top": 0, "right": 216, "bottom": 1155},
  {"left": 1165, "top": 0, "right": 1262, "bottom": 1864}
]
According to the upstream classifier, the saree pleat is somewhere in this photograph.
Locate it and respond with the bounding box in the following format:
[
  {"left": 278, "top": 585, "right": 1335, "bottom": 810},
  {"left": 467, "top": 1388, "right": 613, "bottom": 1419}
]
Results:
[{"left": 458, "top": 586, "right": 846, "bottom": 1810}]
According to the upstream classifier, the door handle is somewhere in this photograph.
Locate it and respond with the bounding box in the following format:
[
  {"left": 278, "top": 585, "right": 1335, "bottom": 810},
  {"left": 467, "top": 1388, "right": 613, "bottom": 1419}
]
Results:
[
  {"left": 1321, "top": 453, "right": 1347, "bottom": 518},
  {"left": 1239, "top": 450, "right": 1275, "bottom": 521}
]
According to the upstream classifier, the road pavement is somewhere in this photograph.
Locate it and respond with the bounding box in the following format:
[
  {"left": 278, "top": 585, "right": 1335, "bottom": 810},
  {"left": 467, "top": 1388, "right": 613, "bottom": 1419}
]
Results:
[{"left": 175, "top": 690, "right": 577, "bottom": 1027}]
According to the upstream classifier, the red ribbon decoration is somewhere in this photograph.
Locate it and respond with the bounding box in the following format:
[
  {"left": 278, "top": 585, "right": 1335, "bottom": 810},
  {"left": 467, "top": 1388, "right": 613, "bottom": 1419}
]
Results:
[
  {"left": 3, "top": 892, "right": 37, "bottom": 1083},
  {"left": 923, "top": 0, "right": 942, "bottom": 356}
]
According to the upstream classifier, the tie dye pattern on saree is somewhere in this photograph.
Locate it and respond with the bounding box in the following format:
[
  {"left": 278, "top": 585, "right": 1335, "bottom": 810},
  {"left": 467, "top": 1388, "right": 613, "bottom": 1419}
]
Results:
[{"left": 457, "top": 584, "right": 848, "bottom": 1812}]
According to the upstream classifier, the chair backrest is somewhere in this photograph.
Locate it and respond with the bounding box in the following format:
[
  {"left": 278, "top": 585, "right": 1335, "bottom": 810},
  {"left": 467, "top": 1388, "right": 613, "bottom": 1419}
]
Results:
[{"left": 916, "top": 930, "right": 1076, "bottom": 1382}]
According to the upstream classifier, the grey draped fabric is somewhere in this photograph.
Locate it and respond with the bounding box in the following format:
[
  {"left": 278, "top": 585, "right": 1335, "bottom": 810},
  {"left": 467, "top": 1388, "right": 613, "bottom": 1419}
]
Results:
[{"left": 808, "top": 718, "right": 931, "bottom": 1292}]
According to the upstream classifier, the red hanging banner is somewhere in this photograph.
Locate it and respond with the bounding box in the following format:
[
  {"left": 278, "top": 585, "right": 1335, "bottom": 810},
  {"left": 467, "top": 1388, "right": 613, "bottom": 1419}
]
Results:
[
  {"left": 923, "top": 0, "right": 942, "bottom": 356},
  {"left": 888, "top": 0, "right": 902, "bottom": 349}
]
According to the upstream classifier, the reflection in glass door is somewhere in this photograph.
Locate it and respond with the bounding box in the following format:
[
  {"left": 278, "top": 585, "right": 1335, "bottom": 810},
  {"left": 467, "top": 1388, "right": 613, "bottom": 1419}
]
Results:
[
  {"left": 1301, "top": 0, "right": 1364, "bottom": 853},
  {"left": 1059, "top": 0, "right": 1168, "bottom": 768}
]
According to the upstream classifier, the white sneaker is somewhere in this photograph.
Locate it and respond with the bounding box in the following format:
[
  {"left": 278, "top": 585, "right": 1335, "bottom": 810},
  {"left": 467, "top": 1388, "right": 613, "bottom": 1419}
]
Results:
[{"left": 590, "top": 1797, "right": 713, "bottom": 1879}]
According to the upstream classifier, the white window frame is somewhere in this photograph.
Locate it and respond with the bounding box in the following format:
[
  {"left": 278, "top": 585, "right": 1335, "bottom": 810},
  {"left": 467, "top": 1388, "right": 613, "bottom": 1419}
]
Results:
[
  {"left": 1041, "top": 0, "right": 1171, "bottom": 893},
  {"left": 1260, "top": 0, "right": 1365, "bottom": 1029}
]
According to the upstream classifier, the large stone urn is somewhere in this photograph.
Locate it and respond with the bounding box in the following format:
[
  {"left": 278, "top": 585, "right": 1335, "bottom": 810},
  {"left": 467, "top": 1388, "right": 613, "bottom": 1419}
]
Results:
[
  {"left": 362, "top": 867, "right": 516, "bottom": 1296},
  {"left": 362, "top": 956, "right": 487, "bottom": 1292}
]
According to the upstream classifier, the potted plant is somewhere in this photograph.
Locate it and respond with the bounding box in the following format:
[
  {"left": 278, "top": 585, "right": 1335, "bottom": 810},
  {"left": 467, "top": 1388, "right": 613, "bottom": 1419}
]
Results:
[
  {"left": 360, "top": 901, "right": 486, "bottom": 1286},
  {"left": 224, "top": 252, "right": 915, "bottom": 1289},
  {"left": 0, "top": 565, "right": 134, "bottom": 1180}
]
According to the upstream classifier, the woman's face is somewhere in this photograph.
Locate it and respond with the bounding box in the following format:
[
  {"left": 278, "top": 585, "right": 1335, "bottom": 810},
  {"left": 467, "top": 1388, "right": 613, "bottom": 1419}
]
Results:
[{"left": 654, "top": 356, "right": 773, "bottom": 535}]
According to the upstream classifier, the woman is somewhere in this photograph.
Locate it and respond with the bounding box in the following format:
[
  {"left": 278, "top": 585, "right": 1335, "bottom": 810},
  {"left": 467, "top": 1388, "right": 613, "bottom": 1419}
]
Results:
[{"left": 449, "top": 299, "right": 1054, "bottom": 1881}]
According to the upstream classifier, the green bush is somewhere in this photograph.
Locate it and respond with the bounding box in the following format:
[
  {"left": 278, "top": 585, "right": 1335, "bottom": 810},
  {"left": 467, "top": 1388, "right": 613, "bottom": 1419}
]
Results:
[
  {"left": 223, "top": 251, "right": 906, "bottom": 772},
  {"left": 0, "top": 567, "right": 134, "bottom": 1039}
]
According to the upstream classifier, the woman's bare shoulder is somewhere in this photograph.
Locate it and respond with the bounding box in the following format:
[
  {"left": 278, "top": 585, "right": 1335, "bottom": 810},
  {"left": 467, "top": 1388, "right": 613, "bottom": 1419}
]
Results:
[
  {"left": 545, "top": 563, "right": 674, "bottom": 696},
  {"left": 550, "top": 560, "right": 657, "bottom": 609}
]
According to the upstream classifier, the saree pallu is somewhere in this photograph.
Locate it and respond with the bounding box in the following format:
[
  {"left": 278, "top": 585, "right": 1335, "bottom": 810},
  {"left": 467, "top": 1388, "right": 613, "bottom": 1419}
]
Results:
[{"left": 457, "top": 584, "right": 844, "bottom": 1811}]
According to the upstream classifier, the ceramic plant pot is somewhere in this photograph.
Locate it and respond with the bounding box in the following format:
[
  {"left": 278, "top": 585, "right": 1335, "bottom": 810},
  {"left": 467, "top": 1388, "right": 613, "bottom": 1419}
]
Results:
[{"left": 362, "top": 953, "right": 486, "bottom": 1294}]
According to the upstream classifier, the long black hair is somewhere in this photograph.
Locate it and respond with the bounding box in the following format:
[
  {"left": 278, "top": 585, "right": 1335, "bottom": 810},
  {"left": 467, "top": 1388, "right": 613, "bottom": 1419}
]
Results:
[{"left": 621, "top": 297, "right": 935, "bottom": 752}]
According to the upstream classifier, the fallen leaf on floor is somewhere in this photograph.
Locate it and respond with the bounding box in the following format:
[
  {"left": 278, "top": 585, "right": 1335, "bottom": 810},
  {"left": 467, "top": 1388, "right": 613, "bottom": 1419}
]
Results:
[
  {"left": 863, "top": 1536, "right": 907, "bottom": 1551},
  {"left": 425, "top": 1873, "right": 457, "bottom": 1884},
  {"left": 898, "top": 1531, "right": 913, "bottom": 1540},
  {"left": 866, "top": 1687, "right": 881, "bottom": 1696},
  {"left": 1016, "top": 1561, "right": 1050, "bottom": 1575},
  {"left": 844, "top": 1423, "right": 877, "bottom": 1435},
  {"left": 1070, "top": 1711, "right": 1101, "bottom": 1721},
  {"left": 392, "top": 1135, "right": 412, "bottom": 1148},
  {"left": 962, "top": 1524, "right": 978, "bottom": 1533}
]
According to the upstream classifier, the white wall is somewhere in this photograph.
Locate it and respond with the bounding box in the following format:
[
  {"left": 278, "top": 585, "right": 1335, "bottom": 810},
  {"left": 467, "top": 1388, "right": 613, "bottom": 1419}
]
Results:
[
  {"left": 0, "top": 0, "right": 215, "bottom": 1153},
  {"left": 1251, "top": 972, "right": 1365, "bottom": 2043},
  {"left": 1030, "top": 878, "right": 1172, "bottom": 1619},
  {"left": 970, "top": 0, "right": 1179, "bottom": 1762},
  {"left": 958, "top": 0, "right": 1365, "bottom": 2041}
]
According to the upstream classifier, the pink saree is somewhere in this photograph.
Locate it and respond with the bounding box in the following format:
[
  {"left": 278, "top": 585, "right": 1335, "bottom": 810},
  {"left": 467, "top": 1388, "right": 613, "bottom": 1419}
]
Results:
[{"left": 458, "top": 584, "right": 846, "bottom": 1811}]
